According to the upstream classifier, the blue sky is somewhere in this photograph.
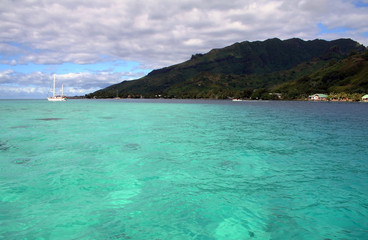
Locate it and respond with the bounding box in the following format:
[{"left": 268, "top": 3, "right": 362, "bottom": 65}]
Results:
[
  {"left": 354, "top": 0, "right": 368, "bottom": 7},
  {"left": 0, "top": 0, "right": 367, "bottom": 99},
  {"left": 318, "top": 23, "right": 352, "bottom": 35}
]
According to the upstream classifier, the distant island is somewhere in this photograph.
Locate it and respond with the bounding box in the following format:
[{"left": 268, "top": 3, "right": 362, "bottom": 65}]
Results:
[{"left": 86, "top": 38, "right": 368, "bottom": 100}]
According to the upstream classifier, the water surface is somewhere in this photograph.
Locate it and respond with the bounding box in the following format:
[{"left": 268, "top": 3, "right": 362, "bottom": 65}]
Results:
[{"left": 1, "top": 99, "right": 367, "bottom": 239}]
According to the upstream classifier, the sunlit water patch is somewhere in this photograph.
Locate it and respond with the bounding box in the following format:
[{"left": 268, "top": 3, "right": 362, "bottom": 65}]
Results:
[{"left": 0, "top": 99, "right": 367, "bottom": 239}]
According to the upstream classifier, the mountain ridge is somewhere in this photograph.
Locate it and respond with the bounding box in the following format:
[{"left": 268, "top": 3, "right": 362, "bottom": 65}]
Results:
[{"left": 87, "top": 38, "right": 366, "bottom": 99}]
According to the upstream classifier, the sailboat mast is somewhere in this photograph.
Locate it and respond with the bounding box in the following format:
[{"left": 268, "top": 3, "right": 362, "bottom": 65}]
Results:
[
  {"left": 53, "top": 74, "right": 56, "bottom": 97},
  {"left": 61, "top": 84, "right": 63, "bottom": 97}
]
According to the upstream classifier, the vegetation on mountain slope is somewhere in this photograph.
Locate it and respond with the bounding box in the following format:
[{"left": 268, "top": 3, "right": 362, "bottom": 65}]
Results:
[
  {"left": 86, "top": 38, "right": 367, "bottom": 99},
  {"left": 274, "top": 49, "right": 368, "bottom": 99}
]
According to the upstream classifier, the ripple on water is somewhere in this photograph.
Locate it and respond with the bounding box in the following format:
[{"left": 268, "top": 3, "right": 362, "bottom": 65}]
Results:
[
  {"left": 123, "top": 143, "right": 141, "bottom": 150},
  {"left": 10, "top": 125, "right": 31, "bottom": 129},
  {"left": 12, "top": 158, "right": 31, "bottom": 165}
]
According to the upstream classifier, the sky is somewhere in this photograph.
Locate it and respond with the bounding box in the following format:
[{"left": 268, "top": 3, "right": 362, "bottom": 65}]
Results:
[{"left": 0, "top": 0, "right": 367, "bottom": 99}]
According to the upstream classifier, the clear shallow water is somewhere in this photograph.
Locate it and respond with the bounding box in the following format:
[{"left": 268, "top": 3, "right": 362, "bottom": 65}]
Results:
[{"left": 0, "top": 99, "right": 367, "bottom": 239}]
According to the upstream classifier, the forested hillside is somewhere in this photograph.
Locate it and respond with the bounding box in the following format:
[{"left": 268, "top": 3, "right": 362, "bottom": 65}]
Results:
[{"left": 87, "top": 38, "right": 366, "bottom": 99}]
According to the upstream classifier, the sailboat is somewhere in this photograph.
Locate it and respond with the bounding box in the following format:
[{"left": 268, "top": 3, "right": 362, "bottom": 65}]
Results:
[
  {"left": 47, "top": 74, "right": 66, "bottom": 101},
  {"left": 114, "top": 89, "right": 120, "bottom": 99}
]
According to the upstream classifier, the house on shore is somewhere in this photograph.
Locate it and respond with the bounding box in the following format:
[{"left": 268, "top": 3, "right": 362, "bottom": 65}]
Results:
[
  {"left": 268, "top": 93, "right": 282, "bottom": 99},
  {"left": 308, "top": 94, "right": 328, "bottom": 101},
  {"left": 362, "top": 94, "right": 368, "bottom": 102}
]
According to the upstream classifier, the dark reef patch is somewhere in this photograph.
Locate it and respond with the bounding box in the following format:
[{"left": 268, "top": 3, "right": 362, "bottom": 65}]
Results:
[
  {"left": 0, "top": 140, "right": 10, "bottom": 151},
  {"left": 12, "top": 158, "right": 31, "bottom": 165},
  {"left": 124, "top": 143, "right": 141, "bottom": 150},
  {"left": 108, "top": 232, "right": 132, "bottom": 239},
  {"left": 35, "top": 118, "right": 64, "bottom": 121}
]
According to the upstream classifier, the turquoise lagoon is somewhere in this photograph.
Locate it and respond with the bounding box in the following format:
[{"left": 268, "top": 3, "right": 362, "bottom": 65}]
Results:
[{"left": 0, "top": 99, "right": 367, "bottom": 239}]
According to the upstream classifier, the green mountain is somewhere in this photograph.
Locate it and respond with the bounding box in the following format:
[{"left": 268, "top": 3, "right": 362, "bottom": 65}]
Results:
[
  {"left": 273, "top": 49, "right": 368, "bottom": 98},
  {"left": 87, "top": 38, "right": 366, "bottom": 99}
]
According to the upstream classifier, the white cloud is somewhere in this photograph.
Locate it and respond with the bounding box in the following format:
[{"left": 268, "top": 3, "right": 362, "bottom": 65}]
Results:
[
  {"left": 183, "top": 39, "right": 204, "bottom": 46},
  {"left": 0, "top": 0, "right": 367, "bottom": 98},
  {"left": 0, "top": 70, "right": 141, "bottom": 98},
  {"left": 1, "top": 0, "right": 367, "bottom": 67}
]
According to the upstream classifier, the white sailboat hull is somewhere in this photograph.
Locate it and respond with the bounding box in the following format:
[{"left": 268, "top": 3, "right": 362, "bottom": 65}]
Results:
[{"left": 47, "top": 97, "right": 66, "bottom": 101}]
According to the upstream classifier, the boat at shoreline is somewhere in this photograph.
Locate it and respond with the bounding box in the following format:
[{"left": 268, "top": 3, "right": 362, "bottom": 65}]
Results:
[{"left": 47, "top": 74, "right": 66, "bottom": 101}]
